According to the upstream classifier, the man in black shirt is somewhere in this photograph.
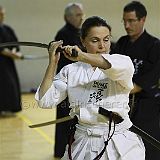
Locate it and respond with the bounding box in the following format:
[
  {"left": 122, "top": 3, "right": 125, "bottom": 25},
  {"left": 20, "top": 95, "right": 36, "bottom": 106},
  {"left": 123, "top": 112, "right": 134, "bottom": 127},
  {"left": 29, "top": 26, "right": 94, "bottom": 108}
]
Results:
[
  {"left": 54, "top": 3, "right": 84, "bottom": 158},
  {"left": 111, "top": 1, "right": 160, "bottom": 159},
  {"left": 0, "top": 6, "right": 22, "bottom": 115}
]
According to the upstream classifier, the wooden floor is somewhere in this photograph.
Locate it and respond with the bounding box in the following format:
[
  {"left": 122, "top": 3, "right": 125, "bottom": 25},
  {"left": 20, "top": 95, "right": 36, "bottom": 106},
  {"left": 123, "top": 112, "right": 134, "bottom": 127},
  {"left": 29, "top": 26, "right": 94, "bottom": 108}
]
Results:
[{"left": 0, "top": 93, "right": 59, "bottom": 160}]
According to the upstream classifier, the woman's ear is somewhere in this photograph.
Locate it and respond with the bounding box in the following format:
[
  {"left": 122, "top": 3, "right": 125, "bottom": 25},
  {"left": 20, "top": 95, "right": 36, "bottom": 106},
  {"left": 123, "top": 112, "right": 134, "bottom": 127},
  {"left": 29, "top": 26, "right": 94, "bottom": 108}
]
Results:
[
  {"left": 80, "top": 37, "right": 85, "bottom": 48},
  {"left": 80, "top": 37, "right": 87, "bottom": 52}
]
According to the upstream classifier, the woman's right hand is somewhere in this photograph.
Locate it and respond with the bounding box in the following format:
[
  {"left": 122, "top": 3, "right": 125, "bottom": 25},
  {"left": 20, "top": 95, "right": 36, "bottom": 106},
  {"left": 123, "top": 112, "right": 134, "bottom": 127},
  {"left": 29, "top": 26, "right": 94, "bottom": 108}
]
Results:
[{"left": 48, "top": 40, "right": 63, "bottom": 63}]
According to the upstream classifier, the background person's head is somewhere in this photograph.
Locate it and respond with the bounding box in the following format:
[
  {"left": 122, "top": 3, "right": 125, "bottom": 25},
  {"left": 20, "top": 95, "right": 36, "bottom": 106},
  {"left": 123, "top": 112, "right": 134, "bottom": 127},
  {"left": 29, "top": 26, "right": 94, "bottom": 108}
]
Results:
[
  {"left": 122, "top": 1, "right": 147, "bottom": 41},
  {"left": 80, "top": 16, "right": 111, "bottom": 54},
  {"left": 64, "top": 3, "right": 84, "bottom": 29},
  {"left": 0, "top": 6, "right": 5, "bottom": 24}
]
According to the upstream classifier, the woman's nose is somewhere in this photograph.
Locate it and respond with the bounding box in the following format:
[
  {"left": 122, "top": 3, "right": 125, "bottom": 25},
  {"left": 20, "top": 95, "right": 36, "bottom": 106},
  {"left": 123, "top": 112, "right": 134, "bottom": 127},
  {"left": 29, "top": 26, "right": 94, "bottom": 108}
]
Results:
[{"left": 98, "top": 41, "right": 105, "bottom": 49}]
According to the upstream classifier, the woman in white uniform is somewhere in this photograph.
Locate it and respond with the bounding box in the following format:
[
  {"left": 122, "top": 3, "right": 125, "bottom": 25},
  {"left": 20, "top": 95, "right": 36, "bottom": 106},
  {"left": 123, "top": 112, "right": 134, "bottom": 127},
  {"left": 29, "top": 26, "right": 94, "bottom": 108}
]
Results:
[{"left": 35, "top": 16, "right": 145, "bottom": 160}]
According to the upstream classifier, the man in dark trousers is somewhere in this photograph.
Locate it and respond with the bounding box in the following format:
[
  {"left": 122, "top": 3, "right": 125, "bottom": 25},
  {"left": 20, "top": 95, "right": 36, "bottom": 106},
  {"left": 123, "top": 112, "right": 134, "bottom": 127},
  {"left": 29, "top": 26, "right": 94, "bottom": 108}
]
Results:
[
  {"left": 53, "top": 3, "right": 84, "bottom": 158},
  {"left": 0, "top": 6, "right": 22, "bottom": 116},
  {"left": 111, "top": 1, "right": 160, "bottom": 159}
]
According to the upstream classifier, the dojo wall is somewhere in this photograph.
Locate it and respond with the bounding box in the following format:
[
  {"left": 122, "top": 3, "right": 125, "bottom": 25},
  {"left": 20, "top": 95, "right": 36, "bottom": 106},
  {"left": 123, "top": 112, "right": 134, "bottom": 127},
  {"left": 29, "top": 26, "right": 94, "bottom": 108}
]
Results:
[{"left": 0, "top": 0, "right": 160, "bottom": 92}]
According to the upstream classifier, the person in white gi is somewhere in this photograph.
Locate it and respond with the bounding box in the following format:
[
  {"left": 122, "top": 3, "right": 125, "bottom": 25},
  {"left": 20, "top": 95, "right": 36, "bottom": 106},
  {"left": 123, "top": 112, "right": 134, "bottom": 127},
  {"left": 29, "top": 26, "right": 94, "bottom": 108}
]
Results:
[{"left": 35, "top": 16, "right": 145, "bottom": 160}]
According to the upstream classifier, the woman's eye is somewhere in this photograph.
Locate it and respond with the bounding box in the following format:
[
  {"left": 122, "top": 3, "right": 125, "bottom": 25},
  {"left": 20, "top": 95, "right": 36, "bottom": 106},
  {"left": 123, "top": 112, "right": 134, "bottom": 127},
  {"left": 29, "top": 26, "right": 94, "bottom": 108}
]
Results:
[
  {"left": 104, "top": 39, "right": 109, "bottom": 42},
  {"left": 92, "top": 39, "right": 98, "bottom": 42}
]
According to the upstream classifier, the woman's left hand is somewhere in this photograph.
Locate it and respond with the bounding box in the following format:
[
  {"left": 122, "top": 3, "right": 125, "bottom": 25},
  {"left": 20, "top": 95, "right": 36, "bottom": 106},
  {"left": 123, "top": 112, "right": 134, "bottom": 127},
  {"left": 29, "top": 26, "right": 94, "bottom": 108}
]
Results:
[{"left": 62, "top": 45, "right": 83, "bottom": 61}]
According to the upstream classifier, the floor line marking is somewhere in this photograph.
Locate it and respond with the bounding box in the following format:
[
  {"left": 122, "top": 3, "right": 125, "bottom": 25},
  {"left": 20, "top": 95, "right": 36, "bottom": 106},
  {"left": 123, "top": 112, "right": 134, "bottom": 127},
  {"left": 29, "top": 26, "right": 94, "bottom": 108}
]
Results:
[{"left": 17, "top": 113, "right": 54, "bottom": 145}]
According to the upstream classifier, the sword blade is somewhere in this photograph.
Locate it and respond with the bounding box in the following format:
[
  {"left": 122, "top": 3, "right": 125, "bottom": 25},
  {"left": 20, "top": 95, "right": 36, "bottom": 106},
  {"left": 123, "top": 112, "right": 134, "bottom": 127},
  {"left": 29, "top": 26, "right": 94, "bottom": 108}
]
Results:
[
  {"left": 29, "top": 116, "right": 73, "bottom": 128},
  {"left": 0, "top": 41, "right": 48, "bottom": 49},
  {"left": 0, "top": 41, "right": 78, "bottom": 57},
  {"left": 130, "top": 125, "right": 160, "bottom": 151},
  {"left": 21, "top": 54, "right": 48, "bottom": 60},
  {"left": 29, "top": 114, "right": 160, "bottom": 150}
]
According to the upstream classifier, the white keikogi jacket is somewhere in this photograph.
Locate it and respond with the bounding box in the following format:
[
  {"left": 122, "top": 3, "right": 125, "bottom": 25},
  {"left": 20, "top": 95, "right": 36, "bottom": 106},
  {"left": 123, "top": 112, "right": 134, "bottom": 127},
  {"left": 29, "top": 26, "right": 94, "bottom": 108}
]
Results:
[{"left": 35, "top": 53, "right": 134, "bottom": 129}]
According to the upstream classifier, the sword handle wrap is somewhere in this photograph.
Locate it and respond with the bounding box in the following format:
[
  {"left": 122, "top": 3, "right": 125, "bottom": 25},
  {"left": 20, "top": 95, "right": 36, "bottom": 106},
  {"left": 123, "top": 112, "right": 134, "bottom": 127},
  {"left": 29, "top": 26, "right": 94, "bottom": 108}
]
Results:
[{"left": 48, "top": 41, "right": 78, "bottom": 57}]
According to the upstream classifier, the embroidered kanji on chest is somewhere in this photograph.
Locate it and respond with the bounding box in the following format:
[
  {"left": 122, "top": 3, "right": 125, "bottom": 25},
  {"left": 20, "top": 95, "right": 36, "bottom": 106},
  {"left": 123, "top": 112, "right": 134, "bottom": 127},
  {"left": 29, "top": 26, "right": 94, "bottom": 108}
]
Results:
[
  {"left": 88, "top": 81, "right": 108, "bottom": 103},
  {"left": 133, "top": 58, "right": 143, "bottom": 75}
]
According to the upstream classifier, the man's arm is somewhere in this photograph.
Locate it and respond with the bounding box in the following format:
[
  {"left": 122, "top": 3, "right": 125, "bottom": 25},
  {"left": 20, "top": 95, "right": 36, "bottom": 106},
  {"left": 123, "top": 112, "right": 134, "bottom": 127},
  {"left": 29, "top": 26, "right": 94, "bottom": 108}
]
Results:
[
  {"left": 1, "top": 48, "right": 22, "bottom": 59},
  {"left": 130, "top": 83, "right": 142, "bottom": 94}
]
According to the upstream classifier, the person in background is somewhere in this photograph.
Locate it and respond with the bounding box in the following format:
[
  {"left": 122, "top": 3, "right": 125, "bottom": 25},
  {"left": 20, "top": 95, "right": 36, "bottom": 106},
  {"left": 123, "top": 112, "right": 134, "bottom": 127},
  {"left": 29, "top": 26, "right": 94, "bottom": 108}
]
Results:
[
  {"left": 53, "top": 3, "right": 84, "bottom": 158},
  {"left": 36, "top": 15, "right": 145, "bottom": 160},
  {"left": 0, "top": 5, "right": 22, "bottom": 116},
  {"left": 111, "top": 1, "right": 160, "bottom": 159}
]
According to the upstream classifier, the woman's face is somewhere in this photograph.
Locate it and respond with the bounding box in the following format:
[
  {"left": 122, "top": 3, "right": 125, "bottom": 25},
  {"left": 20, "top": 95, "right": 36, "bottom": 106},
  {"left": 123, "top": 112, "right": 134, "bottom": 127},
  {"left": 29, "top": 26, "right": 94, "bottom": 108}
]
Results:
[{"left": 81, "top": 26, "right": 111, "bottom": 54}]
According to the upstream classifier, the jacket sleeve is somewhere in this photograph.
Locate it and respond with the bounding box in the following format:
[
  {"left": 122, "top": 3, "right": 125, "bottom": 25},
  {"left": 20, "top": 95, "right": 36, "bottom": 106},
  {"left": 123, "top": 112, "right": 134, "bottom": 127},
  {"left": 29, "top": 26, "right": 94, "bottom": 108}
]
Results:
[
  {"left": 101, "top": 54, "right": 134, "bottom": 91},
  {"left": 35, "top": 67, "right": 68, "bottom": 108}
]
